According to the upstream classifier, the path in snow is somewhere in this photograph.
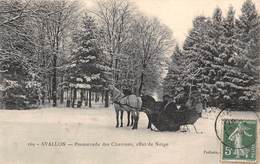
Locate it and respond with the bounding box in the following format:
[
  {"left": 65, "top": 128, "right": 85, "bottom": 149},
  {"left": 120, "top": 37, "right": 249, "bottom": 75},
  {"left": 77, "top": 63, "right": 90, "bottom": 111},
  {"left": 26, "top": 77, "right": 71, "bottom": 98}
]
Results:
[{"left": 0, "top": 106, "right": 259, "bottom": 164}]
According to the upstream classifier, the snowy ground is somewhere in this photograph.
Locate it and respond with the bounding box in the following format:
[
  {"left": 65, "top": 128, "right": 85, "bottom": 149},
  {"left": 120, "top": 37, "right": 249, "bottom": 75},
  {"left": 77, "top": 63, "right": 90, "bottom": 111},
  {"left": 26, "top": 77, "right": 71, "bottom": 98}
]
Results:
[{"left": 0, "top": 105, "right": 259, "bottom": 164}]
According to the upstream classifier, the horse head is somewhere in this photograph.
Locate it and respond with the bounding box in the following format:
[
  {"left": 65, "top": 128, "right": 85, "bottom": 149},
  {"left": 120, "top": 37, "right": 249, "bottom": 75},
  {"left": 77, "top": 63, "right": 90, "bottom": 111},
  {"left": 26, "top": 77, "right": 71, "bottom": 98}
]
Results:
[{"left": 141, "top": 95, "right": 156, "bottom": 109}]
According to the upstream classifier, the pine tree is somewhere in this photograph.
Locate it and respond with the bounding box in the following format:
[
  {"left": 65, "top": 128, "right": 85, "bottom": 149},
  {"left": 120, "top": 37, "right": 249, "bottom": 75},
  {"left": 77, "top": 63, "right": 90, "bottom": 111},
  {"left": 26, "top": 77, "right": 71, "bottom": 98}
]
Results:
[
  {"left": 231, "top": 0, "right": 260, "bottom": 109},
  {"left": 0, "top": 1, "right": 39, "bottom": 109},
  {"left": 66, "top": 15, "right": 109, "bottom": 107},
  {"left": 211, "top": 6, "right": 250, "bottom": 109},
  {"left": 163, "top": 45, "right": 185, "bottom": 99},
  {"left": 182, "top": 14, "right": 221, "bottom": 105},
  {"left": 162, "top": 2, "right": 259, "bottom": 110},
  {"left": 182, "top": 4, "right": 259, "bottom": 110},
  {"left": 235, "top": 0, "right": 259, "bottom": 72},
  {"left": 182, "top": 8, "right": 237, "bottom": 108}
]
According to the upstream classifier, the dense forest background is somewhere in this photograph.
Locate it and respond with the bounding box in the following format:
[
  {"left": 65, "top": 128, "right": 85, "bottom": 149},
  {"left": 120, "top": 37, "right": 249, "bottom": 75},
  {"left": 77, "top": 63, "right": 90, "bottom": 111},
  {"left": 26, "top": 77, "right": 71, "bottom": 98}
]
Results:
[{"left": 164, "top": 0, "right": 260, "bottom": 110}]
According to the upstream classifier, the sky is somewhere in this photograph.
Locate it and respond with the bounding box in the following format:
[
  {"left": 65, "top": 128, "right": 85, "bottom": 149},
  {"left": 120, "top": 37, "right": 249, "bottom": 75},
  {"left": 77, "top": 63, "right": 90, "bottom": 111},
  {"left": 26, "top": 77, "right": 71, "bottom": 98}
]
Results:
[{"left": 82, "top": 0, "right": 260, "bottom": 45}]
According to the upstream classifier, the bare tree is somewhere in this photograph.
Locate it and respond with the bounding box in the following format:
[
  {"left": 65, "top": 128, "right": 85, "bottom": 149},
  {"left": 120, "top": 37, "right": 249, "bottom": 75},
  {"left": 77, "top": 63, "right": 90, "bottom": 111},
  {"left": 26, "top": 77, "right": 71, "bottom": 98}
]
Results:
[
  {"left": 0, "top": 0, "right": 31, "bottom": 27},
  {"left": 90, "top": 0, "right": 134, "bottom": 66},
  {"left": 0, "top": 0, "right": 35, "bottom": 62},
  {"left": 130, "top": 16, "right": 174, "bottom": 95},
  {"left": 90, "top": 1, "right": 174, "bottom": 96},
  {"left": 32, "top": 0, "right": 80, "bottom": 106},
  {"left": 89, "top": 0, "right": 135, "bottom": 107}
]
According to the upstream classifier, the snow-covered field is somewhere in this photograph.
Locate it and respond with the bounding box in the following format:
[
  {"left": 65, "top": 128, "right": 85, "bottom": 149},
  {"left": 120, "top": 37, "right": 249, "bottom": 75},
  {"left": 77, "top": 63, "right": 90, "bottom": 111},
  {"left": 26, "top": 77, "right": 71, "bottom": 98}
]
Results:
[{"left": 0, "top": 106, "right": 259, "bottom": 164}]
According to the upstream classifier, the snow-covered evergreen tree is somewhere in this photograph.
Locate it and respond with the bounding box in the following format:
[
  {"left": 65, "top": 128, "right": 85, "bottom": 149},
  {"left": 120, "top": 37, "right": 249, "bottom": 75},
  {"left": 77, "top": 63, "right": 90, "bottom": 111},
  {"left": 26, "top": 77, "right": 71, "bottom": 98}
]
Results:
[
  {"left": 0, "top": 1, "right": 40, "bottom": 109},
  {"left": 165, "top": 3, "right": 259, "bottom": 110},
  {"left": 163, "top": 45, "right": 185, "bottom": 99},
  {"left": 231, "top": 0, "right": 260, "bottom": 109},
  {"left": 235, "top": 0, "right": 260, "bottom": 70},
  {"left": 210, "top": 6, "right": 255, "bottom": 109},
  {"left": 66, "top": 15, "right": 109, "bottom": 101},
  {"left": 182, "top": 15, "right": 217, "bottom": 104}
]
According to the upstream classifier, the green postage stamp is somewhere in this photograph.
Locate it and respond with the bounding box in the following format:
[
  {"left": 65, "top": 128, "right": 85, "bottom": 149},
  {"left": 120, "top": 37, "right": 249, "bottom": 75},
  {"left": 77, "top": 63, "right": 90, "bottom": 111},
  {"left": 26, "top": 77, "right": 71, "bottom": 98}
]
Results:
[{"left": 221, "top": 119, "right": 257, "bottom": 163}]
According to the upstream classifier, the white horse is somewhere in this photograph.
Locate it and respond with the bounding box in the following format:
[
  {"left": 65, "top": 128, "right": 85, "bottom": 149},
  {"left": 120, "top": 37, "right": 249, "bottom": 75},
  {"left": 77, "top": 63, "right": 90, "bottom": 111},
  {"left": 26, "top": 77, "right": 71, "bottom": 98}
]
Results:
[{"left": 108, "top": 85, "right": 142, "bottom": 129}]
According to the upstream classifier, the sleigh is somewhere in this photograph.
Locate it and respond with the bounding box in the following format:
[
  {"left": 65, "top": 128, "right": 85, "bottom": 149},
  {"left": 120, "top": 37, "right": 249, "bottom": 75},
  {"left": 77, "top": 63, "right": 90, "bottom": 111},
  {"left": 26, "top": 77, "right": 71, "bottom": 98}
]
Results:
[
  {"left": 154, "top": 101, "right": 202, "bottom": 131},
  {"left": 142, "top": 91, "right": 202, "bottom": 132}
]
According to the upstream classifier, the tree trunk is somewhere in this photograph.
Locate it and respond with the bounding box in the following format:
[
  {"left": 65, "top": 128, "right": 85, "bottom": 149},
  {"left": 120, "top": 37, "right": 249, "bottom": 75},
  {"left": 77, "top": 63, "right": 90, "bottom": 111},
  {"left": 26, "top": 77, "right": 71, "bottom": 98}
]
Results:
[
  {"left": 89, "top": 90, "right": 92, "bottom": 108},
  {"left": 85, "top": 90, "right": 88, "bottom": 106},
  {"left": 138, "top": 64, "right": 146, "bottom": 96},
  {"left": 115, "top": 59, "right": 119, "bottom": 82},
  {"left": 101, "top": 91, "right": 104, "bottom": 103},
  {"left": 0, "top": 72, "right": 3, "bottom": 109},
  {"left": 138, "top": 72, "right": 144, "bottom": 96},
  {"left": 72, "top": 88, "right": 77, "bottom": 108},
  {"left": 41, "top": 90, "right": 45, "bottom": 105},
  {"left": 91, "top": 92, "right": 94, "bottom": 101},
  {"left": 95, "top": 92, "right": 99, "bottom": 102},
  {"left": 80, "top": 89, "right": 84, "bottom": 102},
  {"left": 105, "top": 90, "right": 109, "bottom": 108},
  {"left": 48, "top": 77, "right": 52, "bottom": 103},
  {"left": 66, "top": 88, "right": 71, "bottom": 107},
  {"left": 60, "top": 88, "right": 64, "bottom": 104},
  {"left": 70, "top": 87, "right": 73, "bottom": 102},
  {"left": 52, "top": 43, "right": 57, "bottom": 107}
]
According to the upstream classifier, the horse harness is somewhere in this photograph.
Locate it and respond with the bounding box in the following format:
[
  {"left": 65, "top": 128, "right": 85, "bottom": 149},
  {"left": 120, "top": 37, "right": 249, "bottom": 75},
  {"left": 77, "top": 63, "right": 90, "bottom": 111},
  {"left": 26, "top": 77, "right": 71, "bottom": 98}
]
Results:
[
  {"left": 111, "top": 86, "right": 149, "bottom": 111},
  {"left": 113, "top": 95, "right": 141, "bottom": 110}
]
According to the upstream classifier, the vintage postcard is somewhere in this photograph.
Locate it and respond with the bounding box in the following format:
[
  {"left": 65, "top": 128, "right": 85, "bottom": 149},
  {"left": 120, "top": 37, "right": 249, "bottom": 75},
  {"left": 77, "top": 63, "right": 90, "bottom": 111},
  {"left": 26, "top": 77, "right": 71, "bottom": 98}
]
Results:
[{"left": 0, "top": 0, "right": 259, "bottom": 164}]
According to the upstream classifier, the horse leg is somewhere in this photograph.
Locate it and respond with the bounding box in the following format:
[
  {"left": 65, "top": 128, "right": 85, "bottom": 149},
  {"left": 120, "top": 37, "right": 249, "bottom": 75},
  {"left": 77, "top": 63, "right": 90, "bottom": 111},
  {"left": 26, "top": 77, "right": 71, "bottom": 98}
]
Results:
[
  {"left": 120, "top": 110, "right": 124, "bottom": 127},
  {"left": 135, "top": 111, "right": 139, "bottom": 129},
  {"left": 130, "top": 113, "right": 134, "bottom": 126},
  {"left": 146, "top": 113, "right": 151, "bottom": 129},
  {"left": 131, "top": 111, "right": 137, "bottom": 130},
  {"left": 115, "top": 110, "right": 119, "bottom": 128},
  {"left": 127, "top": 111, "right": 130, "bottom": 127},
  {"left": 132, "top": 111, "right": 139, "bottom": 130}
]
